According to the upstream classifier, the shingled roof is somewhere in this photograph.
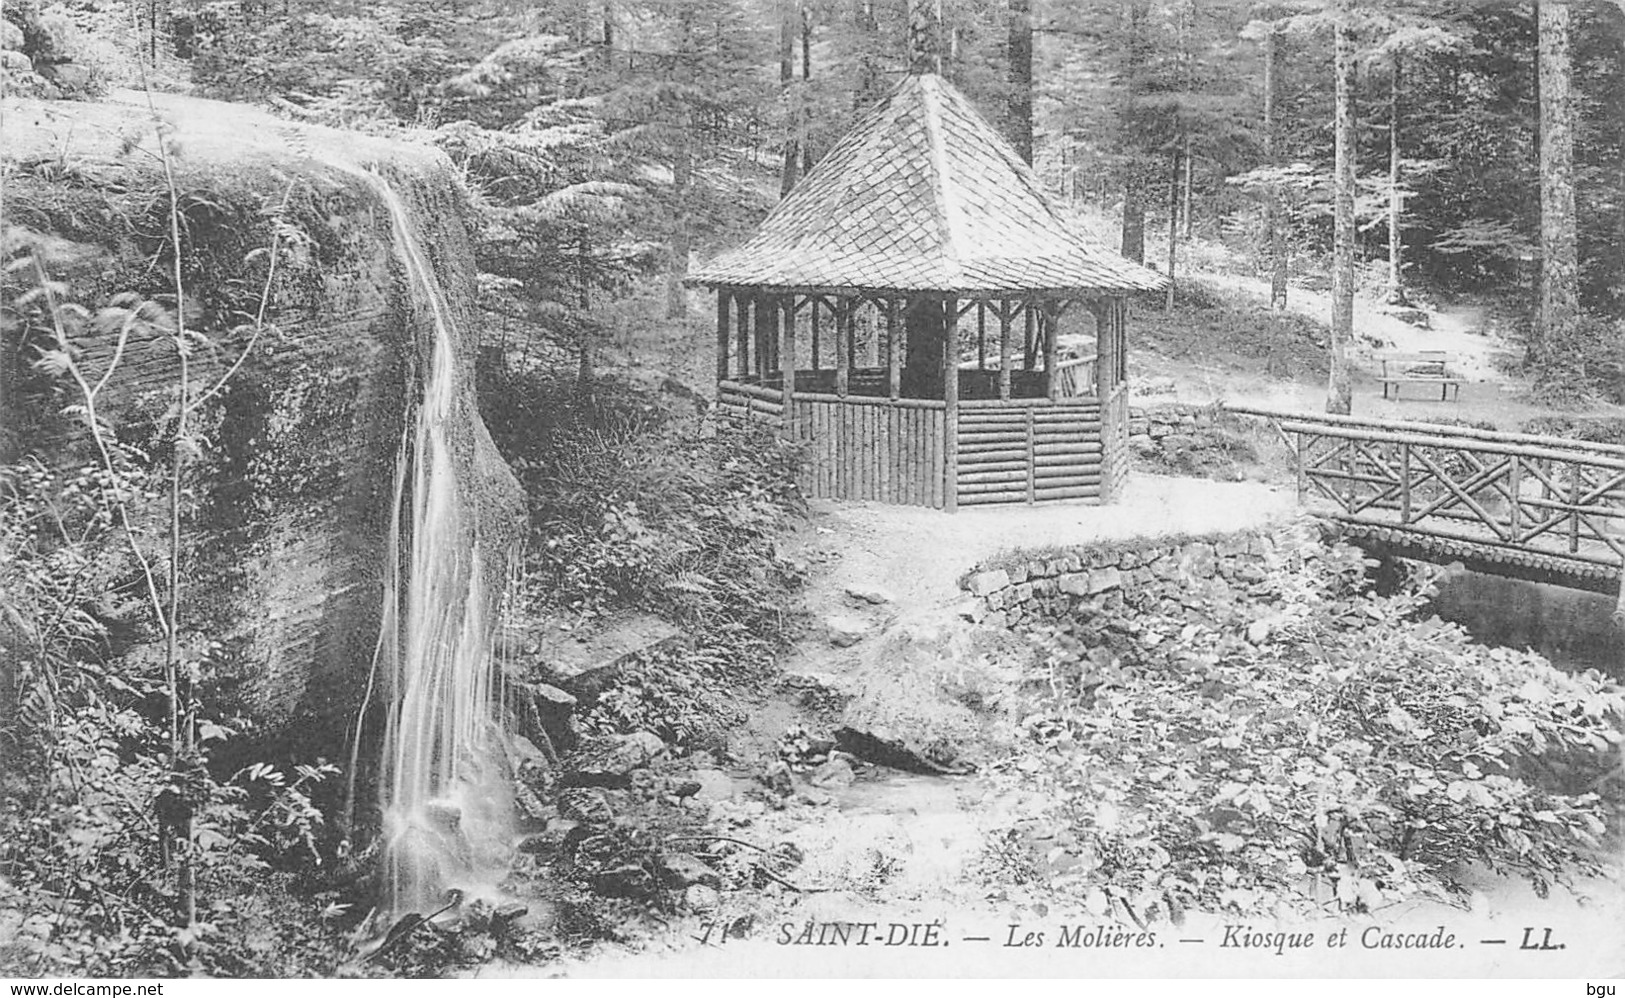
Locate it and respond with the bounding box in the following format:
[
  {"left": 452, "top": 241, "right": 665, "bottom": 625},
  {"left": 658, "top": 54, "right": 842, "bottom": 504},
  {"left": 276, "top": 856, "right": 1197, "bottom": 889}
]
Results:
[{"left": 690, "top": 73, "right": 1166, "bottom": 296}]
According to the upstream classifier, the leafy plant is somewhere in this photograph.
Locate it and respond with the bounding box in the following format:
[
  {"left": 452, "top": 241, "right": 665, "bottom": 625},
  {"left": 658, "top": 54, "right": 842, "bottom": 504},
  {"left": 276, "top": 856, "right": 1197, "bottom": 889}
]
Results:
[
  {"left": 1, "top": 124, "right": 340, "bottom": 975},
  {"left": 1004, "top": 535, "right": 1622, "bottom": 920}
]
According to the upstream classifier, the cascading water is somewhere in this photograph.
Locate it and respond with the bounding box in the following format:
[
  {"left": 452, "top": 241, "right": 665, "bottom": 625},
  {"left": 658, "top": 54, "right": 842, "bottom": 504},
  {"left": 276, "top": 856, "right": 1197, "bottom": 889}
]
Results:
[{"left": 348, "top": 166, "right": 514, "bottom": 916}]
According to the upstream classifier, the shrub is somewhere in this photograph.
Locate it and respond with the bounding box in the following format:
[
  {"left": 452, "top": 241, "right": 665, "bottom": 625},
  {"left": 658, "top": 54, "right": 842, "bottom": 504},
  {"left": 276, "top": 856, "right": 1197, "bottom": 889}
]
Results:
[
  {"left": 1007, "top": 538, "right": 1622, "bottom": 919},
  {"left": 480, "top": 367, "right": 806, "bottom": 635}
]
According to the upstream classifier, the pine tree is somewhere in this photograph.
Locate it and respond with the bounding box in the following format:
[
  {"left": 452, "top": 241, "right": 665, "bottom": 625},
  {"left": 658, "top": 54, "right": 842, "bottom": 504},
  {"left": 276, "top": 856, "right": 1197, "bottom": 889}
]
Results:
[
  {"left": 1328, "top": 0, "right": 1355, "bottom": 415},
  {"left": 1536, "top": 0, "right": 1578, "bottom": 372}
]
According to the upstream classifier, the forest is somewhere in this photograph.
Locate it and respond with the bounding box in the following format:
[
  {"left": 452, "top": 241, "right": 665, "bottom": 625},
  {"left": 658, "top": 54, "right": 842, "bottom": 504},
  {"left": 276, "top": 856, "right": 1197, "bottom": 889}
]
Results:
[{"left": 1, "top": 0, "right": 1623, "bottom": 982}]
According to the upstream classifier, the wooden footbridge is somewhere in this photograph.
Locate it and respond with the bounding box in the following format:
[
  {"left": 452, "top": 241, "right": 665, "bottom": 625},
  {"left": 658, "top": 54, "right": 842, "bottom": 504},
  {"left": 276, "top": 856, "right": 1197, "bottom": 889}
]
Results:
[{"left": 1230, "top": 406, "right": 1625, "bottom": 598}]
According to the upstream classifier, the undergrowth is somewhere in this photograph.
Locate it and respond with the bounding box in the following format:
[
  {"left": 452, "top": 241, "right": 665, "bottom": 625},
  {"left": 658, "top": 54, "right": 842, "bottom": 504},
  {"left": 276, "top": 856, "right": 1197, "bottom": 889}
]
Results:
[
  {"left": 993, "top": 536, "right": 1624, "bottom": 920},
  {"left": 479, "top": 364, "right": 808, "bottom": 747}
]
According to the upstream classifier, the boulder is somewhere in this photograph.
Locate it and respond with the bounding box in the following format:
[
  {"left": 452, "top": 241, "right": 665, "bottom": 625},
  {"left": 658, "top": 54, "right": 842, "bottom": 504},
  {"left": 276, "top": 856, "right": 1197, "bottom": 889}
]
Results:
[
  {"left": 1, "top": 93, "right": 523, "bottom": 748},
  {"left": 528, "top": 682, "right": 579, "bottom": 754},
  {"left": 825, "top": 614, "right": 869, "bottom": 648},
  {"left": 657, "top": 852, "right": 721, "bottom": 888},
  {"left": 834, "top": 726, "right": 975, "bottom": 776},
  {"left": 562, "top": 731, "right": 668, "bottom": 786},
  {"left": 808, "top": 754, "right": 857, "bottom": 789},
  {"left": 844, "top": 583, "right": 895, "bottom": 605}
]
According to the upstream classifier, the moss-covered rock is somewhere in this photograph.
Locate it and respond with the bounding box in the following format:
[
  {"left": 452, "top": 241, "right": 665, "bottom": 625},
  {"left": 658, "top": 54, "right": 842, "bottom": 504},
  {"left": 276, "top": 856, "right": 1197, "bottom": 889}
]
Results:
[{"left": 2, "top": 91, "right": 523, "bottom": 751}]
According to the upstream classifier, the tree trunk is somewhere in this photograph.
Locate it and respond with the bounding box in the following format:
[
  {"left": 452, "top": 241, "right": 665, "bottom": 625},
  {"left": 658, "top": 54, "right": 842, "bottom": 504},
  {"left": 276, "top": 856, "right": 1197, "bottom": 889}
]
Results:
[
  {"left": 1166, "top": 147, "right": 1180, "bottom": 311},
  {"left": 1119, "top": 0, "right": 1148, "bottom": 264},
  {"left": 780, "top": 0, "right": 800, "bottom": 197},
  {"left": 1181, "top": 134, "right": 1194, "bottom": 239},
  {"left": 855, "top": 0, "right": 880, "bottom": 109},
  {"left": 1178, "top": 0, "right": 1195, "bottom": 240},
  {"left": 664, "top": 13, "right": 694, "bottom": 320},
  {"left": 908, "top": 0, "right": 943, "bottom": 75},
  {"left": 1266, "top": 23, "right": 1287, "bottom": 309},
  {"left": 802, "top": 8, "right": 814, "bottom": 175},
  {"left": 1536, "top": 0, "right": 1578, "bottom": 371},
  {"left": 1328, "top": 6, "right": 1356, "bottom": 415},
  {"left": 1385, "top": 52, "right": 1407, "bottom": 305},
  {"left": 1007, "top": 0, "right": 1034, "bottom": 164}
]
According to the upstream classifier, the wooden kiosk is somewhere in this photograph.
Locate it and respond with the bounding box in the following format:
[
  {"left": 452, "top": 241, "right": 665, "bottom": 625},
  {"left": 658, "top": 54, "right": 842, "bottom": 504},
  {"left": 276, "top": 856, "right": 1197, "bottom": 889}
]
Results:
[{"left": 689, "top": 73, "right": 1164, "bottom": 511}]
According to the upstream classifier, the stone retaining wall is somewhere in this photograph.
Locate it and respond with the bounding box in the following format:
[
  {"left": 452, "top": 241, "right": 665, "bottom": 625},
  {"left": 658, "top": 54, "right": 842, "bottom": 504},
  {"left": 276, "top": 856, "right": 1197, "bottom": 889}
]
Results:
[
  {"left": 959, "top": 523, "right": 1318, "bottom": 629},
  {"left": 1127, "top": 402, "right": 1221, "bottom": 460}
]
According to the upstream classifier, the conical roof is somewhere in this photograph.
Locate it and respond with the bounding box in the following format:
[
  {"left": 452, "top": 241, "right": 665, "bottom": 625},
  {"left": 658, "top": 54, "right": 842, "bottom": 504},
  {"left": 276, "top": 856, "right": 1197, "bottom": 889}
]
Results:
[{"left": 690, "top": 74, "right": 1165, "bottom": 296}]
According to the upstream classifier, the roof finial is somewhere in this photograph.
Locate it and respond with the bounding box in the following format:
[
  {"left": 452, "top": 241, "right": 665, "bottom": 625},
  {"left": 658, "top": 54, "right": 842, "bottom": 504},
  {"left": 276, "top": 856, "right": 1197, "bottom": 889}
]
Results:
[{"left": 908, "top": 0, "right": 943, "bottom": 76}]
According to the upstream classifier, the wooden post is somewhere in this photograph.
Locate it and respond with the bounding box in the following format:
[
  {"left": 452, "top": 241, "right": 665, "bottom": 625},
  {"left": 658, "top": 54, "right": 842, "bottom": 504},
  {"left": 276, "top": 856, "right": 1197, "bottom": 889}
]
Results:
[
  {"left": 1096, "top": 299, "right": 1110, "bottom": 396},
  {"left": 716, "top": 290, "right": 731, "bottom": 382},
  {"left": 1570, "top": 461, "right": 1582, "bottom": 553},
  {"left": 847, "top": 301, "right": 859, "bottom": 372},
  {"left": 1507, "top": 453, "right": 1522, "bottom": 542},
  {"left": 943, "top": 296, "right": 959, "bottom": 512},
  {"left": 1400, "top": 441, "right": 1412, "bottom": 523},
  {"left": 811, "top": 297, "right": 822, "bottom": 371},
  {"left": 781, "top": 294, "right": 796, "bottom": 431},
  {"left": 998, "top": 300, "right": 1013, "bottom": 401},
  {"left": 886, "top": 298, "right": 901, "bottom": 400},
  {"left": 1044, "top": 300, "right": 1061, "bottom": 400},
  {"left": 1023, "top": 303, "right": 1036, "bottom": 370},
  {"left": 835, "top": 298, "right": 850, "bottom": 397},
  {"left": 736, "top": 294, "right": 751, "bottom": 379},
  {"left": 1295, "top": 432, "right": 1306, "bottom": 500},
  {"left": 977, "top": 301, "right": 987, "bottom": 370}
]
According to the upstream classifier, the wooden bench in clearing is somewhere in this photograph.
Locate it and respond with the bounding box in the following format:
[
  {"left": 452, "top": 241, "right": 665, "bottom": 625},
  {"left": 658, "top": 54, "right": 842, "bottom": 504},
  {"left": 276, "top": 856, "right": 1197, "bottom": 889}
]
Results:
[{"left": 1377, "top": 350, "right": 1463, "bottom": 401}]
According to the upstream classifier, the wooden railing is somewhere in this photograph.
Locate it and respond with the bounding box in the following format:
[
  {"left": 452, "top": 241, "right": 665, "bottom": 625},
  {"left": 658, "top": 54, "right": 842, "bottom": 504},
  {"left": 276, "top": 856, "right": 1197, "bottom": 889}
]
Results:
[{"left": 1231, "top": 406, "right": 1625, "bottom": 588}]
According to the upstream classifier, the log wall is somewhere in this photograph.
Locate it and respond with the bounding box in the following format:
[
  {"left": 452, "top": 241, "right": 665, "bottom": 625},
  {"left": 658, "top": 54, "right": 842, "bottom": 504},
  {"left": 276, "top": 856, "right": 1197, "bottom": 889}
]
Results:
[
  {"left": 719, "top": 383, "right": 1121, "bottom": 511},
  {"left": 956, "top": 399, "right": 1105, "bottom": 507}
]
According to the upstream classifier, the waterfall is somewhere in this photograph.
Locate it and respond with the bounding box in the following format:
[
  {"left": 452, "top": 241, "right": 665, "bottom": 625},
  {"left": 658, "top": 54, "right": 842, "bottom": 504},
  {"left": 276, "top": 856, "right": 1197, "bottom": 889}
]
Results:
[{"left": 352, "top": 167, "right": 513, "bottom": 916}]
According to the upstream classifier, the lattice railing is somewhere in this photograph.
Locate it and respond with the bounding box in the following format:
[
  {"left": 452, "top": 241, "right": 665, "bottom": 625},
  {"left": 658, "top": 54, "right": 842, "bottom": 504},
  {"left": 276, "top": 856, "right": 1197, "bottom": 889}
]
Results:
[{"left": 1230, "top": 407, "right": 1625, "bottom": 574}]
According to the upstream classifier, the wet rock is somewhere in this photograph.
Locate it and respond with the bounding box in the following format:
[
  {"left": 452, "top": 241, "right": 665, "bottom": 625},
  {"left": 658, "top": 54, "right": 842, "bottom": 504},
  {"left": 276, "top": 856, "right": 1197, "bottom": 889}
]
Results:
[
  {"left": 808, "top": 754, "right": 856, "bottom": 789},
  {"left": 825, "top": 614, "right": 869, "bottom": 648},
  {"left": 563, "top": 731, "right": 668, "bottom": 786},
  {"left": 557, "top": 786, "right": 615, "bottom": 825},
  {"left": 671, "top": 779, "right": 703, "bottom": 798},
  {"left": 514, "top": 781, "right": 551, "bottom": 828},
  {"left": 760, "top": 760, "right": 795, "bottom": 797},
  {"left": 657, "top": 852, "right": 721, "bottom": 888},
  {"left": 834, "top": 726, "right": 975, "bottom": 776},
  {"left": 845, "top": 583, "right": 895, "bottom": 605},
  {"left": 494, "top": 901, "right": 529, "bottom": 923},
  {"left": 556, "top": 662, "right": 623, "bottom": 709},
  {"left": 516, "top": 833, "right": 556, "bottom": 856},
  {"left": 685, "top": 884, "right": 721, "bottom": 914},
  {"left": 423, "top": 800, "right": 462, "bottom": 832},
  {"left": 591, "top": 864, "right": 660, "bottom": 900},
  {"left": 529, "top": 682, "right": 579, "bottom": 754}
]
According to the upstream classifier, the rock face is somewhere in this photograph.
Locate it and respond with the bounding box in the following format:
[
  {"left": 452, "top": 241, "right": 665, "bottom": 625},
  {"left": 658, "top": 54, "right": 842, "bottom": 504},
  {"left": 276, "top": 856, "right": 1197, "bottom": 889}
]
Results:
[{"left": 1, "top": 91, "right": 523, "bottom": 749}]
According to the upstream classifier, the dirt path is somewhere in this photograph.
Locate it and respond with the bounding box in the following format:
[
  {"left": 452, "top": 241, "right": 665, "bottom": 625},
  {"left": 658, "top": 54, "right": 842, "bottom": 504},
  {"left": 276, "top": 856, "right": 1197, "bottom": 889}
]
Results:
[
  {"left": 1146, "top": 274, "right": 1625, "bottom": 431},
  {"left": 782, "top": 474, "right": 1299, "bottom": 636}
]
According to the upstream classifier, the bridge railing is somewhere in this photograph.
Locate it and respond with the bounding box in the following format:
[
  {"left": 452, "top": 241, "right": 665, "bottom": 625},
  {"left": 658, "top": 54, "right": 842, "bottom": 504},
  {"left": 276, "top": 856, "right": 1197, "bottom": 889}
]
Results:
[{"left": 1227, "top": 406, "right": 1625, "bottom": 575}]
